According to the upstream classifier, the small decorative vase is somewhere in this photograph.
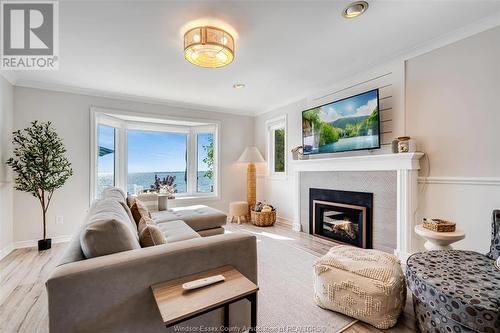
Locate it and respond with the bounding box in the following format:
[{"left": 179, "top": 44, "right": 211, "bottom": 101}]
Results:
[
  {"left": 391, "top": 139, "right": 399, "bottom": 153},
  {"left": 38, "top": 238, "right": 52, "bottom": 251}
]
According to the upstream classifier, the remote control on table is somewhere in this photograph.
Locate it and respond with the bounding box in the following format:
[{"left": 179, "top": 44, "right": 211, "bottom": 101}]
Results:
[{"left": 182, "top": 275, "right": 226, "bottom": 290}]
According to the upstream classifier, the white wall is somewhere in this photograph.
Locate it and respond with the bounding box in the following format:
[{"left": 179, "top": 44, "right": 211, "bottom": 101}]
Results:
[
  {"left": 407, "top": 26, "right": 500, "bottom": 253},
  {"left": 254, "top": 62, "right": 404, "bottom": 225},
  {"left": 13, "top": 87, "right": 253, "bottom": 243},
  {"left": 0, "top": 76, "right": 14, "bottom": 258},
  {"left": 255, "top": 26, "right": 500, "bottom": 253}
]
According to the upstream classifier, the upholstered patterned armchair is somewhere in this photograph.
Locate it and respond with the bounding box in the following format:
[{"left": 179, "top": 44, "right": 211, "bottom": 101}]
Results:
[
  {"left": 487, "top": 209, "right": 500, "bottom": 260},
  {"left": 406, "top": 210, "right": 500, "bottom": 333}
]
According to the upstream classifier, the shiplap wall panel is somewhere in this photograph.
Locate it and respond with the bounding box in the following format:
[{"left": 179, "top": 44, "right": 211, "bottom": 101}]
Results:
[{"left": 310, "top": 71, "right": 396, "bottom": 148}]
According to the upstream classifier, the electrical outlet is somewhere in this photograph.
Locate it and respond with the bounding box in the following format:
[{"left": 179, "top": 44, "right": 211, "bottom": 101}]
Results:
[{"left": 55, "top": 215, "right": 64, "bottom": 225}]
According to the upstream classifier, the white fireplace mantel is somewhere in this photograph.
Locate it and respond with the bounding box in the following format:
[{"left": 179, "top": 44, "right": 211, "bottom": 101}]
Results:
[{"left": 291, "top": 152, "right": 425, "bottom": 262}]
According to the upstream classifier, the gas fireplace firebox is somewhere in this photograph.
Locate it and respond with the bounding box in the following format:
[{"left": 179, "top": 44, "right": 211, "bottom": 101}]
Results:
[{"left": 309, "top": 188, "right": 373, "bottom": 249}]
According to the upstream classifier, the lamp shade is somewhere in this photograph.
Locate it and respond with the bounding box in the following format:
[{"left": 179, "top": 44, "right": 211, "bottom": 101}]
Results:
[{"left": 237, "top": 146, "right": 265, "bottom": 163}]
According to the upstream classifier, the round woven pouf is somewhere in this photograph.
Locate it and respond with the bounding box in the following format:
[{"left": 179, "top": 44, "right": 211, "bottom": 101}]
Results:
[{"left": 229, "top": 201, "right": 248, "bottom": 224}]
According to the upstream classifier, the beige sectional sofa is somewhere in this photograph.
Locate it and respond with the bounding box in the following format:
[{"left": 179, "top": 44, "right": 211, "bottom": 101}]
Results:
[{"left": 46, "top": 188, "right": 257, "bottom": 333}]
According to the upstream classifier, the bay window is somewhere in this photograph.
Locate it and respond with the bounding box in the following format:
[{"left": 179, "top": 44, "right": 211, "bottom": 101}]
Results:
[{"left": 91, "top": 108, "right": 219, "bottom": 200}]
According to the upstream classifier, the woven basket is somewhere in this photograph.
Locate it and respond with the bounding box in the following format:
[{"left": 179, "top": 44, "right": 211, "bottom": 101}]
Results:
[
  {"left": 423, "top": 220, "right": 456, "bottom": 232},
  {"left": 251, "top": 210, "right": 276, "bottom": 227}
]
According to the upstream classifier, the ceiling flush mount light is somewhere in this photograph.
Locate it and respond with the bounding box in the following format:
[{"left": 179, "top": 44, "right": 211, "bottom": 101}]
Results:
[
  {"left": 184, "top": 26, "right": 235, "bottom": 68},
  {"left": 233, "top": 83, "right": 245, "bottom": 89},
  {"left": 342, "top": 1, "right": 369, "bottom": 19}
]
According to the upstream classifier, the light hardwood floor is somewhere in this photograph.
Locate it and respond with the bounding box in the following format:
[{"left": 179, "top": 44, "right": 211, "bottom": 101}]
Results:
[{"left": 0, "top": 222, "right": 416, "bottom": 333}]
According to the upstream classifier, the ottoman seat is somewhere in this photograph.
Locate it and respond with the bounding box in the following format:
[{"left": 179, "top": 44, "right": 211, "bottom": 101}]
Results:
[
  {"left": 313, "top": 246, "right": 406, "bottom": 329},
  {"left": 151, "top": 205, "right": 226, "bottom": 231},
  {"left": 229, "top": 201, "right": 249, "bottom": 224},
  {"left": 406, "top": 250, "right": 500, "bottom": 333}
]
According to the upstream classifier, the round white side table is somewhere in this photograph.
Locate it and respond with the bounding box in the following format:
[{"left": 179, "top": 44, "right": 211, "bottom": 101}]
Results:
[{"left": 414, "top": 224, "right": 465, "bottom": 250}]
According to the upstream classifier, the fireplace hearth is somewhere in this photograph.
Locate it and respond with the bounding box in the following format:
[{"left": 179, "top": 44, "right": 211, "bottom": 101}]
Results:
[{"left": 309, "top": 188, "right": 373, "bottom": 248}]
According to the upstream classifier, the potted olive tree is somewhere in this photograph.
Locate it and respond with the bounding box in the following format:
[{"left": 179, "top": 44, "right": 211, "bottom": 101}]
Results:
[{"left": 6, "top": 121, "right": 73, "bottom": 251}]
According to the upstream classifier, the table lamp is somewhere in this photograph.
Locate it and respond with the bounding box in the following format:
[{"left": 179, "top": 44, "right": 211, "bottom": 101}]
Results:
[{"left": 237, "top": 146, "right": 265, "bottom": 215}]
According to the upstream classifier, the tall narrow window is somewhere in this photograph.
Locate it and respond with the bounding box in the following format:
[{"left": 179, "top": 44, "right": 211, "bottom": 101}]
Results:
[
  {"left": 266, "top": 115, "right": 287, "bottom": 177},
  {"left": 127, "top": 130, "right": 187, "bottom": 195},
  {"left": 97, "top": 125, "right": 115, "bottom": 198},
  {"left": 274, "top": 128, "right": 285, "bottom": 173},
  {"left": 197, "top": 133, "right": 214, "bottom": 193}
]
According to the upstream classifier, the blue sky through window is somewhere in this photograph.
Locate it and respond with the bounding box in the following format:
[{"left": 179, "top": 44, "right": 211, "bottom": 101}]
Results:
[
  {"left": 127, "top": 130, "right": 187, "bottom": 172},
  {"left": 98, "top": 125, "right": 115, "bottom": 174}
]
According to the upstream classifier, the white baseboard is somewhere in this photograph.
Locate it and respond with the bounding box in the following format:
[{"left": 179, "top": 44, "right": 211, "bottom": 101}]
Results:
[
  {"left": 0, "top": 243, "right": 15, "bottom": 261},
  {"left": 276, "top": 216, "right": 294, "bottom": 227},
  {"left": 394, "top": 249, "right": 412, "bottom": 264},
  {"left": 12, "top": 234, "right": 72, "bottom": 250}
]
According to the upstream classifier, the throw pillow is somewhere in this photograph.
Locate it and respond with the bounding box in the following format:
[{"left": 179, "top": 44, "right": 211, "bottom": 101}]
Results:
[
  {"left": 126, "top": 196, "right": 136, "bottom": 208},
  {"left": 137, "top": 216, "right": 157, "bottom": 235},
  {"left": 139, "top": 223, "right": 167, "bottom": 247},
  {"left": 130, "top": 200, "right": 151, "bottom": 225}
]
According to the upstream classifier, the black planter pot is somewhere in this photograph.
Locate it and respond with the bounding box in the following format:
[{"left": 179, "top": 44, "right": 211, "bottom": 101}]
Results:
[{"left": 38, "top": 238, "right": 52, "bottom": 251}]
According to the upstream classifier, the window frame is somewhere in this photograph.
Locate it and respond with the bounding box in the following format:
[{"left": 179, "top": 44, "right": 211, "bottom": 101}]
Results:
[
  {"left": 90, "top": 107, "right": 220, "bottom": 202},
  {"left": 266, "top": 115, "right": 287, "bottom": 179}
]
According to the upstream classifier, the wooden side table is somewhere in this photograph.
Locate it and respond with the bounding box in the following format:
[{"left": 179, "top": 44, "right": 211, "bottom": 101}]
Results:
[
  {"left": 414, "top": 224, "right": 465, "bottom": 250},
  {"left": 151, "top": 265, "right": 258, "bottom": 332}
]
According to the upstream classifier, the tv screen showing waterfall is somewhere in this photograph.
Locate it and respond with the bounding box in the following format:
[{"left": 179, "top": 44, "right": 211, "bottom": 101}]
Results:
[{"left": 302, "top": 89, "right": 380, "bottom": 154}]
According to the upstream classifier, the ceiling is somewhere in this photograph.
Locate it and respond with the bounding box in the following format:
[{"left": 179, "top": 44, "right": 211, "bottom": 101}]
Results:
[{"left": 2, "top": 0, "right": 500, "bottom": 115}]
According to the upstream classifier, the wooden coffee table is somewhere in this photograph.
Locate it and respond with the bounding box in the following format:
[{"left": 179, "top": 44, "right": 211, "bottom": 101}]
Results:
[{"left": 151, "top": 265, "right": 258, "bottom": 332}]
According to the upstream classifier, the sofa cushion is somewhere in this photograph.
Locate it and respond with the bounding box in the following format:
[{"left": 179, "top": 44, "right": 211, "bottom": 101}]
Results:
[
  {"left": 156, "top": 220, "right": 201, "bottom": 243},
  {"left": 102, "top": 187, "right": 127, "bottom": 203},
  {"left": 80, "top": 199, "right": 141, "bottom": 258},
  {"left": 139, "top": 223, "right": 166, "bottom": 247},
  {"left": 151, "top": 205, "right": 226, "bottom": 231},
  {"left": 130, "top": 200, "right": 151, "bottom": 225}
]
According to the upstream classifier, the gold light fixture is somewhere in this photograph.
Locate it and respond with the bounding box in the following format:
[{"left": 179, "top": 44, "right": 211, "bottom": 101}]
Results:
[
  {"left": 342, "top": 1, "right": 369, "bottom": 19},
  {"left": 184, "top": 26, "right": 235, "bottom": 68}
]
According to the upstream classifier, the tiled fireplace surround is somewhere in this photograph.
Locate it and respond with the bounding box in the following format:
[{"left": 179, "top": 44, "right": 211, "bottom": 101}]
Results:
[{"left": 291, "top": 153, "right": 424, "bottom": 261}]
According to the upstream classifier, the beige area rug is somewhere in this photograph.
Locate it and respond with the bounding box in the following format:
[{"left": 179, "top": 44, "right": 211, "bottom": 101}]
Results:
[{"left": 232, "top": 227, "right": 357, "bottom": 333}]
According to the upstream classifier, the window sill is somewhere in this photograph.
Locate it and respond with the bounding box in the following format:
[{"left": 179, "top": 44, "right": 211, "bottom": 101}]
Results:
[{"left": 172, "top": 194, "right": 220, "bottom": 202}]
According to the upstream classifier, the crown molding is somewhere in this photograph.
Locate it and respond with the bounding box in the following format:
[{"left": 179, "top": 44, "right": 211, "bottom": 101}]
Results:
[
  {"left": 0, "top": 71, "right": 17, "bottom": 85},
  {"left": 12, "top": 79, "right": 258, "bottom": 117},
  {"left": 255, "top": 11, "right": 500, "bottom": 117}
]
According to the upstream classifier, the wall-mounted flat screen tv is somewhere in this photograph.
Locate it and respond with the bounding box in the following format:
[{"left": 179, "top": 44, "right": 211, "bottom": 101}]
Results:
[{"left": 302, "top": 89, "right": 380, "bottom": 155}]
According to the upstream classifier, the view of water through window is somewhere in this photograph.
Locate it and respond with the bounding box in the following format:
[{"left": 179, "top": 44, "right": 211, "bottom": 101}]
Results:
[
  {"left": 96, "top": 127, "right": 214, "bottom": 197},
  {"left": 97, "top": 125, "right": 115, "bottom": 198}
]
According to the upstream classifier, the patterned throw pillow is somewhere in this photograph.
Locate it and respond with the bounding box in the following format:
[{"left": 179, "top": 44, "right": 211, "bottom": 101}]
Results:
[
  {"left": 487, "top": 210, "right": 500, "bottom": 260},
  {"left": 139, "top": 223, "right": 166, "bottom": 247}
]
